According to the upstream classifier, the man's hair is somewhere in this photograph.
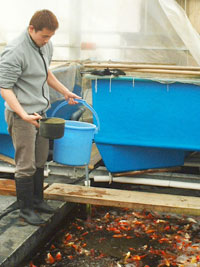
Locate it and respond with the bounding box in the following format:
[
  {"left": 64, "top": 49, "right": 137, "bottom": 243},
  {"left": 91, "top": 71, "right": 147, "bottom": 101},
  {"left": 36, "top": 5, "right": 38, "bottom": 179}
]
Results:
[{"left": 29, "top": 9, "right": 59, "bottom": 32}]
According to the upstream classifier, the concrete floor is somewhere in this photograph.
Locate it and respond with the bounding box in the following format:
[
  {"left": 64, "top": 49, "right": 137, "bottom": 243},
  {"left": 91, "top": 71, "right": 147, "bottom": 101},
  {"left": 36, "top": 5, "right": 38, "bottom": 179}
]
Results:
[
  {"left": 0, "top": 194, "right": 75, "bottom": 267},
  {"left": 0, "top": 159, "right": 106, "bottom": 267}
]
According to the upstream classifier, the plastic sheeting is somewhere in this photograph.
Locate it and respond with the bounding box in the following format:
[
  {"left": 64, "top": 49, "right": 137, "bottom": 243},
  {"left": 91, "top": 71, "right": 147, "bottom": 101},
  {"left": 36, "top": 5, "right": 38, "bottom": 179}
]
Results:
[
  {"left": 0, "top": 0, "right": 200, "bottom": 66},
  {"left": 80, "top": 0, "right": 200, "bottom": 65},
  {"left": 159, "top": 0, "right": 200, "bottom": 66},
  {"left": 49, "top": 63, "right": 83, "bottom": 103}
]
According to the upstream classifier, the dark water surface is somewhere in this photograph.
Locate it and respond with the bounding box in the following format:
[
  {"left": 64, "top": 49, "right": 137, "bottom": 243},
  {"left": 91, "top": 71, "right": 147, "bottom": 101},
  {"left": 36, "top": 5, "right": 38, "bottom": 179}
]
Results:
[{"left": 21, "top": 203, "right": 200, "bottom": 267}]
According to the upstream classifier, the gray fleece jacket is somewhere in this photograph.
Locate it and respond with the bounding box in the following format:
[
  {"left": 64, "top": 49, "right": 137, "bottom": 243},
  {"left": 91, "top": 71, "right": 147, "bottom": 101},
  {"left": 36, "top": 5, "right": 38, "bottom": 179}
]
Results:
[{"left": 0, "top": 29, "right": 53, "bottom": 114}]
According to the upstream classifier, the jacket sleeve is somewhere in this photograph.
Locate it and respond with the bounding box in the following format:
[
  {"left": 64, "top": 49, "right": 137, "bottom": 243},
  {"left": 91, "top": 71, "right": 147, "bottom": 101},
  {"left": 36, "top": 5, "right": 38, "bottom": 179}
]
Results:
[{"left": 0, "top": 47, "right": 23, "bottom": 89}]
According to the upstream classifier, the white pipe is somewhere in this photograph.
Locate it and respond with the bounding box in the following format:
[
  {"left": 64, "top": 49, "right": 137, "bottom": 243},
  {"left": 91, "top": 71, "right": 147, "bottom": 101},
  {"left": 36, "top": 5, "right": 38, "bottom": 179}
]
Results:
[
  {"left": 0, "top": 166, "right": 49, "bottom": 177},
  {"left": 0, "top": 166, "right": 15, "bottom": 173},
  {"left": 93, "top": 176, "right": 200, "bottom": 190}
]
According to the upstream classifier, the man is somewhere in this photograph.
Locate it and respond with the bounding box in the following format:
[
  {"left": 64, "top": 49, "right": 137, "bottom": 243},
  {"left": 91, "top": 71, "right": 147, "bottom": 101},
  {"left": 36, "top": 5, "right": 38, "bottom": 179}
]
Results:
[{"left": 0, "top": 10, "right": 81, "bottom": 226}]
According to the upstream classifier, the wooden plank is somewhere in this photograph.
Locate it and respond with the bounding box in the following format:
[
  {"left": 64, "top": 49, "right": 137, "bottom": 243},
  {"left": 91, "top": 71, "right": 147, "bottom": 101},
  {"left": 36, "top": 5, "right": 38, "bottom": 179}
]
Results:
[
  {"left": 0, "top": 154, "right": 15, "bottom": 165},
  {"left": 0, "top": 179, "right": 16, "bottom": 196},
  {"left": 187, "top": 0, "right": 200, "bottom": 33},
  {"left": 184, "top": 153, "right": 200, "bottom": 167},
  {"left": 131, "top": 68, "right": 200, "bottom": 76},
  {"left": 88, "top": 144, "right": 101, "bottom": 169},
  {"left": 84, "top": 63, "right": 200, "bottom": 71},
  {"left": 0, "top": 179, "right": 49, "bottom": 196},
  {"left": 50, "top": 62, "right": 67, "bottom": 70},
  {"left": 142, "top": 172, "right": 200, "bottom": 181},
  {"left": 112, "top": 167, "right": 181, "bottom": 177},
  {"left": 44, "top": 183, "right": 200, "bottom": 216}
]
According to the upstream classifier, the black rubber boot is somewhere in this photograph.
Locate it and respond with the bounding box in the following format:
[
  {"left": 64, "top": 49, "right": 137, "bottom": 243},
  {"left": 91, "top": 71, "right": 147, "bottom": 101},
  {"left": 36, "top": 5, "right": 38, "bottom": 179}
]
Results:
[
  {"left": 15, "top": 177, "right": 46, "bottom": 226},
  {"left": 33, "top": 168, "right": 55, "bottom": 213}
]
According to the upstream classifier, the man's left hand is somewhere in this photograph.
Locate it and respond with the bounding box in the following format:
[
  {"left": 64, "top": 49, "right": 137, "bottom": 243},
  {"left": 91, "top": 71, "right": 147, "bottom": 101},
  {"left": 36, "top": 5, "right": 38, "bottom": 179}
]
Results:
[{"left": 65, "top": 91, "right": 81, "bottom": 105}]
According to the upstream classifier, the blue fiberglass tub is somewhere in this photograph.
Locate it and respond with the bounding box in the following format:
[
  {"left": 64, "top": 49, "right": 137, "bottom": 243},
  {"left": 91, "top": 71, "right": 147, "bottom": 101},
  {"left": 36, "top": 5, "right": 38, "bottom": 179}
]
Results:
[
  {"left": 90, "top": 76, "right": 200, "bottom": 173},
  {"left": 0, "top": 97, "right": 15, "bottom": 158}
]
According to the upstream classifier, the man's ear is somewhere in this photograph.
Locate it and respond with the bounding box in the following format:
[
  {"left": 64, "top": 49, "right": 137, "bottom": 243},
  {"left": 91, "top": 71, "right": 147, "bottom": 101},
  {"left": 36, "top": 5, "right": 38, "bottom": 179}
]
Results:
[{"left": 28, "top": 25, "right": 34, "bottom": 33}]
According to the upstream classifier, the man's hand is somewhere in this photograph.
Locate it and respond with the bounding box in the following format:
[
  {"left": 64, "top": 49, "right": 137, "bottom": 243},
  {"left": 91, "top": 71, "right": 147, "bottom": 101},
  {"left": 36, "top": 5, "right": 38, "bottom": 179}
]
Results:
[
  {"left": 22, "top": 112, "right": 42, "bottom": 128},
  {"left": 1, "top": 89, "right": 42, "bottom": 127},
  {"left": 47, "top": 70, "right": 82, "bottom": 104},
  {"left": 64, "top": 91, "right": 81, "bottom": 105}
]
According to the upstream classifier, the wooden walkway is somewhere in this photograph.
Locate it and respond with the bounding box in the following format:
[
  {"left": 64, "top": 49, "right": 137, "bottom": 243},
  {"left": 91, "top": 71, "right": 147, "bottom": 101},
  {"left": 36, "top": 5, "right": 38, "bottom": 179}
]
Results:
[
  {"left": 44, "top": 183, "right": 200, "bottom": 216},
  {"left": 0, "top": 179, "right": 48, "bottom": 196},
  {"left": 1, "top": 150, "right": 200, "bottom": 216},
  {"left": 0, "top": 179, "right": 200, "bottom": 216}
]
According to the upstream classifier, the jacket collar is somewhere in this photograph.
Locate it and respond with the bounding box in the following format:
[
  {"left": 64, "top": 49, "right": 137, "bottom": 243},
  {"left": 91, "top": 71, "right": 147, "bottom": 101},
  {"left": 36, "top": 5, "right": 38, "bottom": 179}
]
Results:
[
  {"left": 25, "top": 29, "right": 46, "bottom": 54},
  {"left": 25, "top": 29, "right": 39, "bottom": 50}
]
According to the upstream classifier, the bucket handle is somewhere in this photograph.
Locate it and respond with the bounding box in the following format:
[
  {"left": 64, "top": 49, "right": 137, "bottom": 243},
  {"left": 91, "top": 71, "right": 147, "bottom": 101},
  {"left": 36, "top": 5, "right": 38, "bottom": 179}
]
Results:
[{"left": 51, "top": 99, "right": 100, "bottom": 133}]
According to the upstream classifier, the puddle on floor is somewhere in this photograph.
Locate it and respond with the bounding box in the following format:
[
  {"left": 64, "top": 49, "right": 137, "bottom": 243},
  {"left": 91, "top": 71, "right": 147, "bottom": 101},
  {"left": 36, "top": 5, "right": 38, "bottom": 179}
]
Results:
[{"left": 21, "top": 204, "right": 200, "bottom": 267}]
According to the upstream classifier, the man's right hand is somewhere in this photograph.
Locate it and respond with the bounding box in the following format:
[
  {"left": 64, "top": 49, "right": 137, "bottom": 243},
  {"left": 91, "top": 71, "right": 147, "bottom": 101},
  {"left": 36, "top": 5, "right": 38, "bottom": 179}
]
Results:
[
  {"left": 22, "top": 113, "right": 42, "bottom": 128},
  {"left": 1, "top": 89, "right": 42, "bottom": 127}
]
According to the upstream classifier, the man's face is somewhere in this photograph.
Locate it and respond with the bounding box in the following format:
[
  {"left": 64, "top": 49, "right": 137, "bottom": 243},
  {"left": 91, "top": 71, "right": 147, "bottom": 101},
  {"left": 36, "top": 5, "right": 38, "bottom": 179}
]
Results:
[{"left": 28, "top": 26, "right": 55, "bottom": 47}]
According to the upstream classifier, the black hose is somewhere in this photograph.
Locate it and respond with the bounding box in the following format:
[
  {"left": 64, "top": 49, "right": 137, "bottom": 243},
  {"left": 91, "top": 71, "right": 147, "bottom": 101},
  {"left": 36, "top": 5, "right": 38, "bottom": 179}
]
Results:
[
  {"left": 70, "top": 107, "right": 86, "bottom": 121},
  {"left": 0, "top": 202, "right": 19, "bottom": 220},
  {"left": 39, "top": 48, "right": 49, "bottom": 111}
]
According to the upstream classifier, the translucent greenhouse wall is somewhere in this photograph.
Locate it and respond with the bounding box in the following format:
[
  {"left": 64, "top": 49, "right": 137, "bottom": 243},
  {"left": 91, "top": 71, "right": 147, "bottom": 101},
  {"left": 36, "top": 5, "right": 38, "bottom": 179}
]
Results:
[{"left": 0, "top": 0, "right": 200, "bottom": 65}]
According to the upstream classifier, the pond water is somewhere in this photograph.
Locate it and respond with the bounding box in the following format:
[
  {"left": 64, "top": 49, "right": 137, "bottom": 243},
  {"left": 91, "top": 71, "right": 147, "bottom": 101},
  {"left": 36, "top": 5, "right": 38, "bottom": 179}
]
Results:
[{"left": 21, "top": 203, "right": 200, "bottom": 267}]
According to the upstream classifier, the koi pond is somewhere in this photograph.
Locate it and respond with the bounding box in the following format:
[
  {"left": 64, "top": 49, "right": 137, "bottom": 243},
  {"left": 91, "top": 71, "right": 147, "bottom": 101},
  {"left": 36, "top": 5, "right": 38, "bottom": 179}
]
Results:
[{"left": 21, "top": 203, "right": 200, "bottom": 267}]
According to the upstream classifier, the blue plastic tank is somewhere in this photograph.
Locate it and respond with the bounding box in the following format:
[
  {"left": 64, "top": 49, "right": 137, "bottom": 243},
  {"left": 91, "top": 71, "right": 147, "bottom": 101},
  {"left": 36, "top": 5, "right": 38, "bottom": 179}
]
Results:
[
  {"left": 0, "top": 96, "right": 15, "bottom": 158},
  {"left": 90, "top": 76, "right": 199, "bottom": 172}
]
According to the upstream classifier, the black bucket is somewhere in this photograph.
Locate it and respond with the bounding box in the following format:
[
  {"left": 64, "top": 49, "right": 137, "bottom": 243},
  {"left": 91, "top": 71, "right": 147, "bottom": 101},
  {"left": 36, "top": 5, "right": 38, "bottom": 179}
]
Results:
[{"left": 39, "top": 117, "right": 65, "bottom": 139}]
